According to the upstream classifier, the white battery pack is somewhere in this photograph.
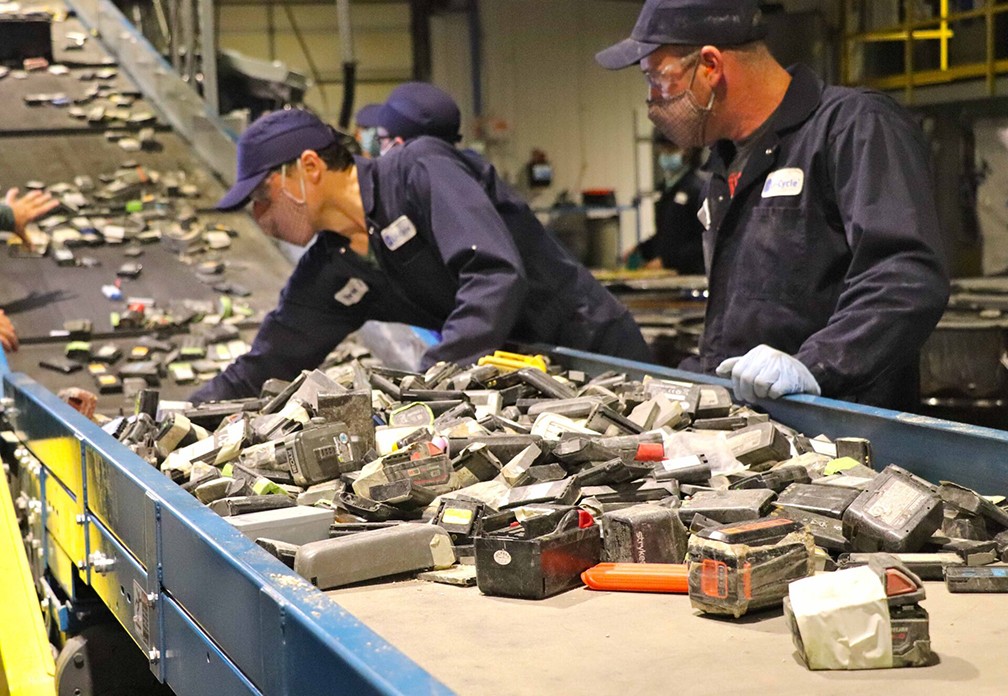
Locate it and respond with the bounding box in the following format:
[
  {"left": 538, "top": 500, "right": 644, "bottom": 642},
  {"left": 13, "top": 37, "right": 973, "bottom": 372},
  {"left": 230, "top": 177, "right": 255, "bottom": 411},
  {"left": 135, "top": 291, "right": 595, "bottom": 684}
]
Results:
[{"left": 227, "top": 505, "right": 334, "bottom": 545}]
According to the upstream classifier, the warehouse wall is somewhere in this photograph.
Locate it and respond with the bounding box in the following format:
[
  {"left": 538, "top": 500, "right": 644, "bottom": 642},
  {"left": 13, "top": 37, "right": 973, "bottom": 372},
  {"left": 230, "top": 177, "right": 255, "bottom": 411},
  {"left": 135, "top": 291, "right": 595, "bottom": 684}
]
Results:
[
  {"left": 217, "top": 2, "right": 413, "bottom": 122},
  {"left": 432, "top": 0, "right": 651, "bottom": 256}
]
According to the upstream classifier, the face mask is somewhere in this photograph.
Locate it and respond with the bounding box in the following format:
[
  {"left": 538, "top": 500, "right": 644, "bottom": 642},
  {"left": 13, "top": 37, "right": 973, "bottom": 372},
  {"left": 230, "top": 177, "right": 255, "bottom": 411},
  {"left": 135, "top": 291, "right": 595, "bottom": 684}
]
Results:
[
  {"left": 658, "top": 152, "right": 685, "bottom": 174},
  {"left": 648, "top": 59, "right": 715, "bottom": 150},
  {"left": 257, "top": 163, "right": 315, "bottom": 246},
  {"left": 359, "top": 128, "right": 381, "bottom": 158}
]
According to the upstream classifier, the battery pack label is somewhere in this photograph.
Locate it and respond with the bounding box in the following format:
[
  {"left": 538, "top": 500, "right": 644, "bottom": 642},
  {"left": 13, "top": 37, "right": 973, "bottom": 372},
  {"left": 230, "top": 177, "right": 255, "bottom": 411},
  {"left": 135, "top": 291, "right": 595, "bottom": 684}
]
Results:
[
  {"left": 442, "top": 507, "right": 474, "bottom": 526},
  {"left": 729, "top": 428, "right": 765, "bottom": 454},
  {"left": 867, "top": 477, "right": 926, "bottom": 529}
]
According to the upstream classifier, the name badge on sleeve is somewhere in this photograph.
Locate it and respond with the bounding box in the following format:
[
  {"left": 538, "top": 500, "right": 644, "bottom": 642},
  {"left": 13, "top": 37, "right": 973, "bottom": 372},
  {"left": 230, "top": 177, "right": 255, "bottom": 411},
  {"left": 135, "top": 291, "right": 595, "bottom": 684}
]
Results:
[
  {"left": 335, "top": 278, "right": 369, "bottom": 306},
  {"left": 761, "top": 168, "right": 805, "bottom": 198},
  {"left": 380, "top": 215, "right": 417, "bottom": 251}
]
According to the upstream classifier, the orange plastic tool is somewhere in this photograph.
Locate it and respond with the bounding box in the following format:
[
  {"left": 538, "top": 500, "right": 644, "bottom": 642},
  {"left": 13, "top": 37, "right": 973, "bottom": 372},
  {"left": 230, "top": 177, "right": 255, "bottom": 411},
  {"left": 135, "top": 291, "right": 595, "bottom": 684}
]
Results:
[{"left": 581, "top": 563, "right": 689, "bottom": 594}]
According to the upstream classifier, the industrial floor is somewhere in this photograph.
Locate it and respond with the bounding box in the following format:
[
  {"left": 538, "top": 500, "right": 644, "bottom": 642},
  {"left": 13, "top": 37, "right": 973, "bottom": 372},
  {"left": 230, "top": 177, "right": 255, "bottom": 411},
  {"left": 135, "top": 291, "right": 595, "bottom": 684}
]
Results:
[{"left": 330, "top": 577, "right": 1008, "bottom": 695}]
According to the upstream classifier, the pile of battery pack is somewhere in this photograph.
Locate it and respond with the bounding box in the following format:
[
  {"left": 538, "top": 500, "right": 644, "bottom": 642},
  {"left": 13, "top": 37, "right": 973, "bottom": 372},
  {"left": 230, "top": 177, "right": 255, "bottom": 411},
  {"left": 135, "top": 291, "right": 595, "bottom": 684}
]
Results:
[{"left": 103, "top": 345, "right": 1008, "bottom": 670}]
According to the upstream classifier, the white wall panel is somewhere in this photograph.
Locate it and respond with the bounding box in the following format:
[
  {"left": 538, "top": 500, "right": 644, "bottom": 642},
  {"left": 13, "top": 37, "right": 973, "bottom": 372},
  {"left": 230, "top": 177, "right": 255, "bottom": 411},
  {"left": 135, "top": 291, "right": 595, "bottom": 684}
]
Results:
[{"left": 433, "top": 0, "right": 650, "bottom": 252}]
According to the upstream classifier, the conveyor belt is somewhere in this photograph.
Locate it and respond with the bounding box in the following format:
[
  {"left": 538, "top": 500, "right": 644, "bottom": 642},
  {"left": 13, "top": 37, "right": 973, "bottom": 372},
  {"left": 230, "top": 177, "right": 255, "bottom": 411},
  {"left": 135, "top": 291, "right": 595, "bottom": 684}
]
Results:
[
  {"left": 52, "top": 13, "right": 122, "bottom": 67},
  {"left": 0, "top": 209, "right": 288, "bottom": 339},
  {"left": 4, "top": 327, "right": 260, "bottom": 411},
  {"left": 330, "top": 576, "right": 1008, "bottom": 695},
  {"left": 0, "top": 132, "right": 223, "bottom": 208},
  {"left": 0, "top": 65, "right": 165, "bottom": 134},
  {"left": 0, "top": 27, "right": 291, "bottom": 389}
]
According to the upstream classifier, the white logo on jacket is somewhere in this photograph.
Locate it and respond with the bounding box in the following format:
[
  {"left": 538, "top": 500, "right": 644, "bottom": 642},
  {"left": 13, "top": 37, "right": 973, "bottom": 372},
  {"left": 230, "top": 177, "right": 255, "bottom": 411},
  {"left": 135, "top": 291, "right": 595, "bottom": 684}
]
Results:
[
  {"left": 335, "top": 278, "right": 369, "bottom": 306},
  {"left": 380, "top": 215, "right": 417, "bottom": 251},
  {"left": 761, "top": 168, "right": 804, "bottom": 198}
]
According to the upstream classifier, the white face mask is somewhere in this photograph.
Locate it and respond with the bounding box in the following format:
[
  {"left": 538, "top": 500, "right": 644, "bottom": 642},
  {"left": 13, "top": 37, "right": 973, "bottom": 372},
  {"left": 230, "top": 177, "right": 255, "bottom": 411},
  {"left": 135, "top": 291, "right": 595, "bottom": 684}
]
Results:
[
  {"left": 257, "top": 162, "right": 315, "bottom": 246},
  {"left": 647, "top": 58, "right": 715, "bottom": 150}
]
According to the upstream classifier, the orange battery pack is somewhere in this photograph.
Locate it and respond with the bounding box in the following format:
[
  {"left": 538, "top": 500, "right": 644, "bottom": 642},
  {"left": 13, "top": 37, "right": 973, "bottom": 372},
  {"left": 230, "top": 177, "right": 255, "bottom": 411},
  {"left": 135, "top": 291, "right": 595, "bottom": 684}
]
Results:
[{"left": 581, "top": 563, "right": 689, "bottom": 594}]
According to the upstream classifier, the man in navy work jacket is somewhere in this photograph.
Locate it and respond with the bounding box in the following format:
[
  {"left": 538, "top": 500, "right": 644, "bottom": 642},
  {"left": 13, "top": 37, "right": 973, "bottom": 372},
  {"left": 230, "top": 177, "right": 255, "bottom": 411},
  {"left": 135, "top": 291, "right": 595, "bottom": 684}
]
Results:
[
  {"left": 597, "top": 0, "right": 950, "bottom": 410},
  {"left": 190, "top": 109, "right": 651, "bottom": 403}
]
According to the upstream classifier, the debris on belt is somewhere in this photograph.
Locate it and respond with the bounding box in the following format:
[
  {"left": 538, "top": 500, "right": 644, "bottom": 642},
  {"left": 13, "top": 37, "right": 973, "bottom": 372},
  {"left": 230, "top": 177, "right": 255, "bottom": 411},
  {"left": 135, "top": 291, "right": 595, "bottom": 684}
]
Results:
[{"left": 99, "top": 343, "right": 1008, "bottom": 670}]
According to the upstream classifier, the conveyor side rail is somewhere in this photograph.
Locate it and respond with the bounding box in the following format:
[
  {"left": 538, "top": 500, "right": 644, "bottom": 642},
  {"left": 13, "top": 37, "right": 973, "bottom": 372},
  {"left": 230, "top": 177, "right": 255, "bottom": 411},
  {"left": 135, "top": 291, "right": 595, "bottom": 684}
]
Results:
[{"left": 1, "top": 351, "right": 453, "bottom": 696}]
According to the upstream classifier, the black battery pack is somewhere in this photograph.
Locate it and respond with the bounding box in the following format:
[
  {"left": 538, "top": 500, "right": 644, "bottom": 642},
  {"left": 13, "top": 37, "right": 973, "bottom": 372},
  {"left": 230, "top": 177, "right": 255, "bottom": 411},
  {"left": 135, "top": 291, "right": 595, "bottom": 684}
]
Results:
[
  {"left": 726, "top": 422, "right": 792, "bottom": 468},
  {"left": 730, "top": 464, "right": 811, "bottom": 493},
  {"left": 836, "top": 551, "right": 964, "bottom": 581},
  {"left": 433, "top": 498, "right": 487, "bottom": 545},
  {"left": 890, "top": 603, "right": 934, "bottom": 667},
  {"left": 475, "top": 509, "right": 601, "bottom": 599},
  {"left": 944, "top": 565, "right": 1008, "bottom": 592},
  {"left": 678, "top": 489, "right": 776, "bottom": 527},
  {"left": 843, "top": 465, "right": 942, "bottom": 553},
  {"left": 776, "top": 482, "right": 860, "bottom": 519},
  {"left": 772, "top": 507, "right": 847, "bottom": 551},
  {"left": 687, "top": 517, "right": 815, "bottom": 617},
  {"left": 601, "top": 503, "right": 689, "bottom": 564}
]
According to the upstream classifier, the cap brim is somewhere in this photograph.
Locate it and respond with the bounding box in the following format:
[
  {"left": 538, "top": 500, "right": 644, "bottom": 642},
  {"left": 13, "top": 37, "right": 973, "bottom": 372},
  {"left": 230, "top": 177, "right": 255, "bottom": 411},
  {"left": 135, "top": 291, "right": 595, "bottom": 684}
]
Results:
[
  {"left": 215, "top": 171, "right": 269, "bottom": 211},
  {"left": 595, "top": 38, "right": 662, "bottom": 70}
]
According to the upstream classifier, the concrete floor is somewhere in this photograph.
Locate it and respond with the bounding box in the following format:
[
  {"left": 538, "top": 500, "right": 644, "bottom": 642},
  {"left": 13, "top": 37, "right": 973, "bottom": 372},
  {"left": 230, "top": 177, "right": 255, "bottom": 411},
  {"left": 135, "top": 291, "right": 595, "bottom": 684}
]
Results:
[{"left": 330, "top": 577, "right": 1008, "bottom": 695}]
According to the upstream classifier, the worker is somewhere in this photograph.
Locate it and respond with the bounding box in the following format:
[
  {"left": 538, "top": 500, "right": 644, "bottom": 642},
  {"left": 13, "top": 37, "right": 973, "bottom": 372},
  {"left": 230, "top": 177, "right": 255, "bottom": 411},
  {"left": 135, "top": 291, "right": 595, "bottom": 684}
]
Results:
[
  {"left": 596, "top": 0, "right": 950, "bottom": 410},
  {"left": 190, "top": 108, "right": 651, "bottom": 403},
  {"left": 375, "top": 82, "right": 463, "bottom": 153},
  {"left": 627, "top": 136, "right": 705, "bottom": 274},
  {"left": 354, "top": 103, "right": 383, "bottom": 158},
  {"left": 1, "top": 187, "right": 58, "bottom": 352}
]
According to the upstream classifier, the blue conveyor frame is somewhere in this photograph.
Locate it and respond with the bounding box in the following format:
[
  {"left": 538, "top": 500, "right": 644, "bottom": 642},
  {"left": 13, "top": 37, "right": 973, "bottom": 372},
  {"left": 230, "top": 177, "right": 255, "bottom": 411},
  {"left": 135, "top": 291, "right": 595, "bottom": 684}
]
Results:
[
  {"left": 0, "top": 351, "right": 453, "bottom": 696},
  {"left": 5, "top": 346, "right": 1008, "bottom": 694}
]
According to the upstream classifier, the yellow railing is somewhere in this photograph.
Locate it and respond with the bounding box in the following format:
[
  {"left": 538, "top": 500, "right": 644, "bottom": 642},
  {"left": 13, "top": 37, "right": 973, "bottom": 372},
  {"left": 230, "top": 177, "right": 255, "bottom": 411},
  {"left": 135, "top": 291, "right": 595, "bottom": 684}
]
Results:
[
  {"left": 842, "top": 0, "right": 1008, "bottom": 99},
  {"left": 0, "top": 469, "right": 55, "bottom": 695}
]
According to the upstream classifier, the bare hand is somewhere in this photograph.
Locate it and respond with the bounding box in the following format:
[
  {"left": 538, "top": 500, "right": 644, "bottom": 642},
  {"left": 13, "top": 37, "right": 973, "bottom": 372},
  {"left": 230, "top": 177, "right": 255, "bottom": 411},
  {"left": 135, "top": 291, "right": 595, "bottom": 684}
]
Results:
[
  {"left": 0, "top": 310, "right": 18, "bottom": 352},
  {"left": 58, "top": 388, "right": 98, "bottom": 419},
  {"left": 5, "top": 188, "right": 59, "bottom": 244}
]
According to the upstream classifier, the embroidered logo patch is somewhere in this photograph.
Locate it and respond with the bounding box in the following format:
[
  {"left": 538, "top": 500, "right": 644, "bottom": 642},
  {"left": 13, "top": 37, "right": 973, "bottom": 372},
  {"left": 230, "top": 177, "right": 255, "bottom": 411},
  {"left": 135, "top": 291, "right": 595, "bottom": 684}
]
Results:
[
  {"left": 335, "top": 278, "right": 369, "bottom": 306},
  {"left": 380, "top": 215, "right": 417, "bottom": 251},
  {"left": 761, "top": 168, "right": 805, "bottom": 198}
]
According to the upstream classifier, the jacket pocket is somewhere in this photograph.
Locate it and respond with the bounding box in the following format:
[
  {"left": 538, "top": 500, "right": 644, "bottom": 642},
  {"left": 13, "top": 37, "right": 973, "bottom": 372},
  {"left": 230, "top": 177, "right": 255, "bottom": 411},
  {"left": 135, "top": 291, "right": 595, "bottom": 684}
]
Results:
[{"left": 731, "top": 205, "right": 807, "bottom": 303}]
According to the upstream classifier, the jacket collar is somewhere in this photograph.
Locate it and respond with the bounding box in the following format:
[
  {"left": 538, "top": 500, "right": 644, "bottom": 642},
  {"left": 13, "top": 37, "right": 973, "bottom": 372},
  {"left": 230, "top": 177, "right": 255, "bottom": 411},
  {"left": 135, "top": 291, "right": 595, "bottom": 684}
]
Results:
[
  {"left": 710, "top": 64, "right": 824, "bottom": 173},
  {"left": 354, "top": 154, "right": 377, "bottom": 218}
]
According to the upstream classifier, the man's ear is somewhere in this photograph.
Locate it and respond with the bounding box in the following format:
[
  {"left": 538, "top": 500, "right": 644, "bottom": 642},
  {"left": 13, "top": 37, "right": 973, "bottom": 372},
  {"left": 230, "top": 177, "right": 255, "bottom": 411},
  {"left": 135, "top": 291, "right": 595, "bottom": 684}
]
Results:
[
  {"left": 699, "top": 46, "right": 725, "bottom": 86},
  {"left": 300, "top": 150, "right": 325, "bottom": 183}
]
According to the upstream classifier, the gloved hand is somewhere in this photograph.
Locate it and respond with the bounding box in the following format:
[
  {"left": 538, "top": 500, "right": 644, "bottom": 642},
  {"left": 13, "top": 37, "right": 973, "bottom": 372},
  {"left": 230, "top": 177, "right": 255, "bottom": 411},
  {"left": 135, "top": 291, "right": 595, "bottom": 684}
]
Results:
[{"left": 716, "top": 344, "right": 821, "bottom": 403}]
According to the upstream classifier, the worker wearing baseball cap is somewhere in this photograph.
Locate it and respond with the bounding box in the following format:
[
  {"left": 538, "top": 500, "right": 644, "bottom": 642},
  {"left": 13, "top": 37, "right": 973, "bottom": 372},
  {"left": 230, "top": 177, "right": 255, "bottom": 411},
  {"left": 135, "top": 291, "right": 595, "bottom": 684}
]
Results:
[
  {"left": 191, "top": 108, "right": 651, "bottom": 403},
  {"left": 597, "top": 0, "right": 949, "bottom": 411}
]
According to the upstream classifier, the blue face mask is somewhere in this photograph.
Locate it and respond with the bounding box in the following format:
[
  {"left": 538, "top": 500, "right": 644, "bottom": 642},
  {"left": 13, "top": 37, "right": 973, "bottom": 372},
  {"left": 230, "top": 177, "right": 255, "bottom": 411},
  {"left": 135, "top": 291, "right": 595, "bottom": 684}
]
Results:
[
  {"left": 359, "top": 128, "right": 381, "bottom": 158},
  {"left": 658, "top": 152, "right": 685, "bottom": 174}
]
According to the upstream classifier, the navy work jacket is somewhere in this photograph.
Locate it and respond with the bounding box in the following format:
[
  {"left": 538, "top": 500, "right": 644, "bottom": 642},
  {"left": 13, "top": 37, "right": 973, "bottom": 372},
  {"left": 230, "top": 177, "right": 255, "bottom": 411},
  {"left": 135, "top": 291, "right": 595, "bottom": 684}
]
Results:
[
  {"left": 192, "top": 137, "right": 649, "bottom": 403},
  {"left": 638, "top": 168, "right": 706, "bottom": 274},
  {"left": 692, "top": 65, "right": 950, "bottom": 410}
]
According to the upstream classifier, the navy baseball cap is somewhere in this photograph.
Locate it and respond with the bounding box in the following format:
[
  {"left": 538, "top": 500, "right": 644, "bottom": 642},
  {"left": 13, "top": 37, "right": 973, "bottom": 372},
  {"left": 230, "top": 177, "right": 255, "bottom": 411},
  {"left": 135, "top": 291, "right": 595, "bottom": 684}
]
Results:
[
  {"left": 216, "top": 108, "right": 337, "bottom": 211},
  {"left": 596, "top": 0, "right": 767, "bottom": 70},
  {"left": 355, "top": 103, "right": 383, "bottom": 128},
  {"left": 378, "top": 82, "right": 461, "bottom": 143}
]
